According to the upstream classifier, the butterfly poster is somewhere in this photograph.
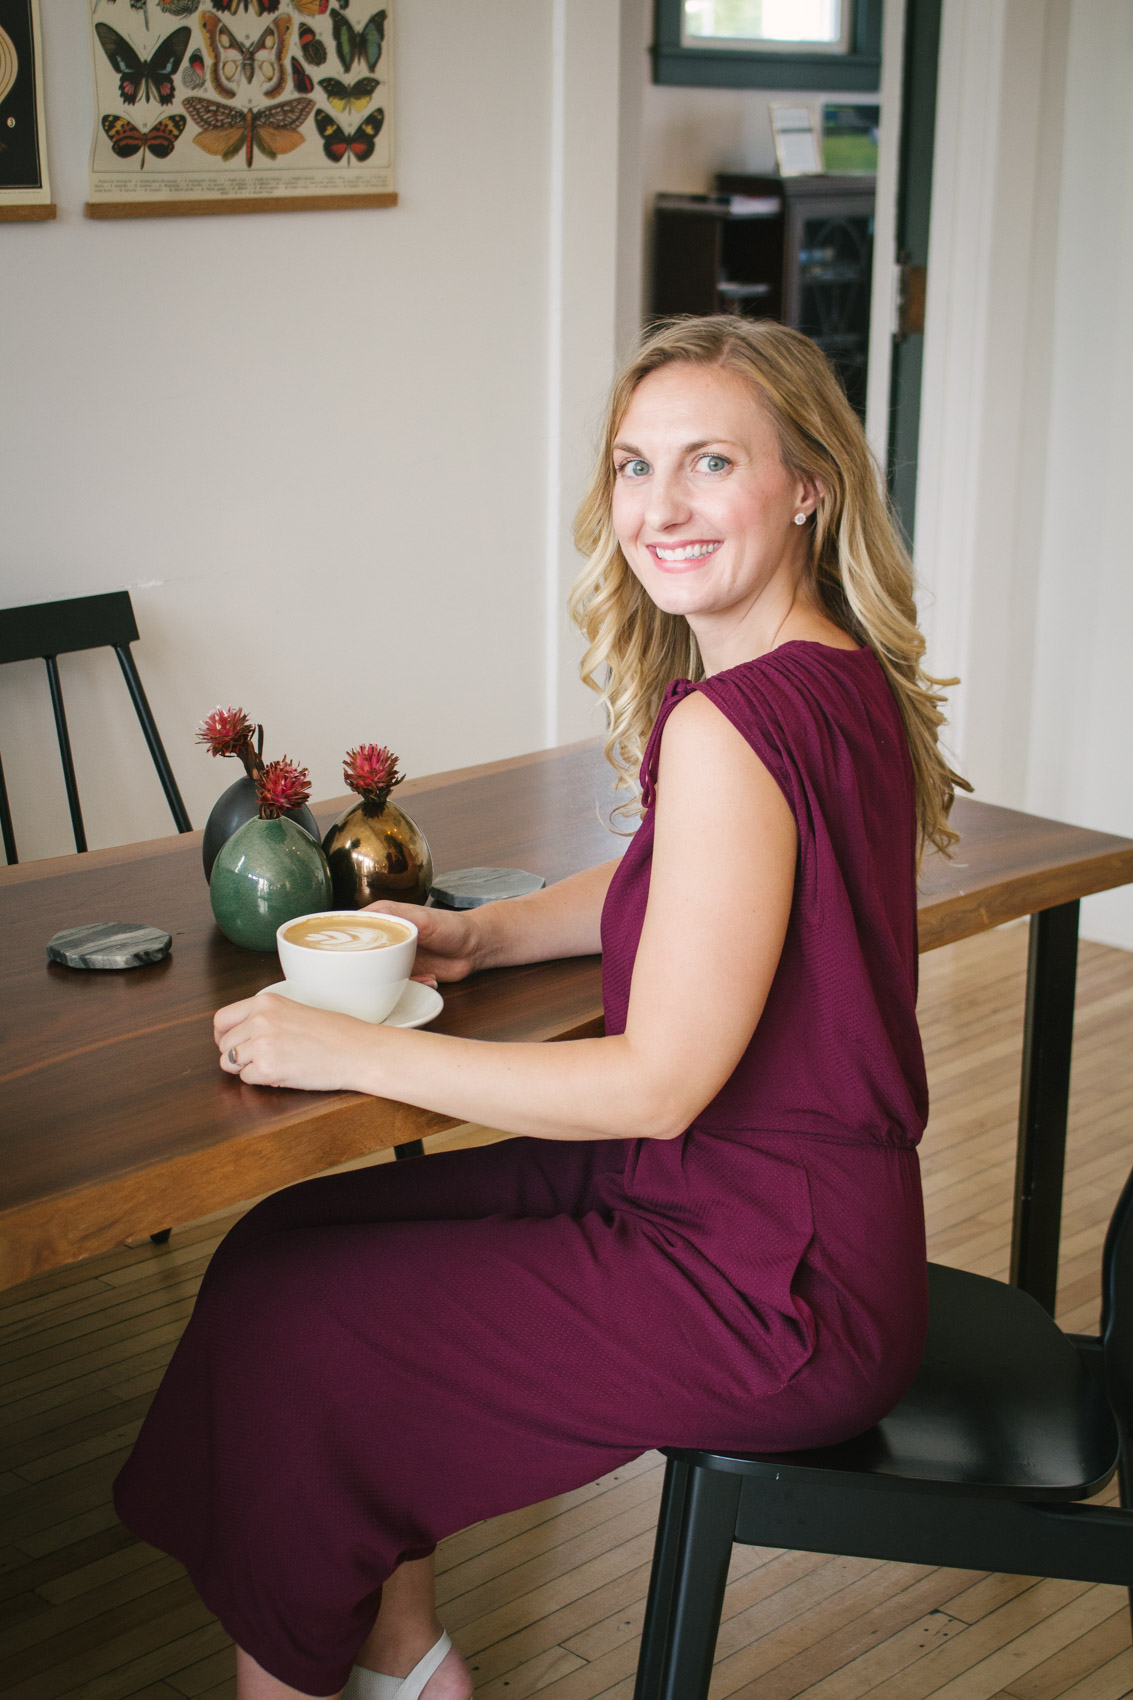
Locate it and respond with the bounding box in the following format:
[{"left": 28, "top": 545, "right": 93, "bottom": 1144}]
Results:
[
  {"left": 85, "top": 0, "right": 394, "bottom": 217},
  {"left": 0, "top": 0, "right": 54, "bottom": 221}
]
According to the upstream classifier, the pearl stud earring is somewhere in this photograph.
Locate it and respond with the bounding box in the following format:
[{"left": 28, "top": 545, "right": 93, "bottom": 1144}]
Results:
[{"left": 793, "top": 512, "right": 807, "bottom": 526}]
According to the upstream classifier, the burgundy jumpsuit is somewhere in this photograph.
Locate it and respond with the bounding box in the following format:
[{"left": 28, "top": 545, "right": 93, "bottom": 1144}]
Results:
[{"left": 114, "top": 641, "right": 929, "bottom": 1694}]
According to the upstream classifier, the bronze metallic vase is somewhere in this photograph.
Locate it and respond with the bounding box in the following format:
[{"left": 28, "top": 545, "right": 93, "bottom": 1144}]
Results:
[{"left": 321, "top": 798, "right": 433, "bottom": 908}]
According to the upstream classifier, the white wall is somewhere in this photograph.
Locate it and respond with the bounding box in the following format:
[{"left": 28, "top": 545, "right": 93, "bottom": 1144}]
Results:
[
  {"left": 916, "top": 0, "right": 1133, "bottom": 947},
  {"left": 0, "top": 0, "right": 622, "bottom": 864},
  {"left": 1026, "top": 0, "right": 1133, "bottom": 946},
  {"left": 643, "top": 80, "right": 786, "bottom": 199}
]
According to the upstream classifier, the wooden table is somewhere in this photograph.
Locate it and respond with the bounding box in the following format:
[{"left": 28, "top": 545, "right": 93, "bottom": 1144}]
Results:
[{"left": 3, "top": 740, "right": 1132, "bottom": 1310}]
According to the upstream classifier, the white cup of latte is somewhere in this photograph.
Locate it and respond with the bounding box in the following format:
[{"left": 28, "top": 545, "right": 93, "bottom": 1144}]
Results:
[{"left": 276, "top": 910, "right": 418, "bottom": 1023}]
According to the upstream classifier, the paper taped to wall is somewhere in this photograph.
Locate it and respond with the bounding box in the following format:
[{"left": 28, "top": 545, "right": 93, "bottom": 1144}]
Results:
[{"left": 771, "top": 104, "right": 822, "bottom": 177}]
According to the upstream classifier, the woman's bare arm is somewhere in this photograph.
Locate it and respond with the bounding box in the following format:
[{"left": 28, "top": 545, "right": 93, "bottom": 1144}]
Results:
[{"left": 214, "top": 694, "right": 796, "bottom": 1141}]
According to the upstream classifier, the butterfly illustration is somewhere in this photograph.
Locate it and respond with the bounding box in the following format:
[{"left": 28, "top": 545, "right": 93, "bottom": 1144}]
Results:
[
  {"left": 330, "top": 7, "right": 384, "bottom": 72},
  {"left": 210, "top": 0, "right": 280, "bottom": 14},
  {"left": 201, "top": 14, "right": 291, "bottom": 99},
  {"left": 317, "top": 75, "right": 376, "bottom": 113},
  {"left": 290, "top": 57, "right": 313, "bottom": 93},
  {"left": 183, "top": 94, "right": 312, "bottom": 165},
  {"left": 291, "top": 0, "right": 330, "bottom": 13},
  {"left": 157, "top": 0, "right": 200, "bottom": 14},
  {"left": 297, "top": 22, "right": 327, "bottom": 64},
  {"left": 182, "top": 47, "right": 206, "bottom": 87},
  {"left": 95, "top": 24, "right": 191, "bottom": 104},
  {"left": 101, "top": 110, "right": 186, "bottom": 167},
  {"left": 314, "top": 104, "right": 382, "bottom": 163}
]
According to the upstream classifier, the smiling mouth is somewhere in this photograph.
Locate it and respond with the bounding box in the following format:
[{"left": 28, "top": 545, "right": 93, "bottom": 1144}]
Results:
[{"left": 648, "top": 541, "right": 722, "bottom": 564}]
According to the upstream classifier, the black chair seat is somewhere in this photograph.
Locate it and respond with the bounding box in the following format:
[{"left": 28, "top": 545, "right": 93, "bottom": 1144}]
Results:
[
  {"left": 673, "top": 1263, "right": 1119, "bottom": 1501},
  {"left": 635, "top": 1238, "right": 1133, "bottom": 1700}
]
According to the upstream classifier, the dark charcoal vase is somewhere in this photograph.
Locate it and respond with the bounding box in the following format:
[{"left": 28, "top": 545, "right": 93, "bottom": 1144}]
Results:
[
  {"left": 201, "top": 774, "right": 320, "bottom": 882},
  {"left": 321, "top": 796, "right": 433, "bottom": 908}
]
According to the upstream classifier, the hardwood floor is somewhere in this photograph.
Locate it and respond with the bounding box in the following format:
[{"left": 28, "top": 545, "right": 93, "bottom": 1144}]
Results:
[{"left": 2, "top": 922, "right": 1132, "bottom": 1700}]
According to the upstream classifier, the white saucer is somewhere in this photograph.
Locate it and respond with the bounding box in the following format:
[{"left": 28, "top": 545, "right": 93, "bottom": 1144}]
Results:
[{"left": 257, "top": 979, "right": 444, "bottom": 1028}]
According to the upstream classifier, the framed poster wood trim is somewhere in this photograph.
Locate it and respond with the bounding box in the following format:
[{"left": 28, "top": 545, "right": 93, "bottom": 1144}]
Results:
[
  {"left": 0, "top": 201, "right": 55, "bottom": 221},
  {"left": 84, "top": 192, "right": 397, "bottom": 221}
]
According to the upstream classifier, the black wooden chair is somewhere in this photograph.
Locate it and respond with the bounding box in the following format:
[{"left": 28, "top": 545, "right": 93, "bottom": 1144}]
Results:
[
  {"left": 634, "top": 1166, "right": 1133, "bottom": 1700},
  {"left": 0, "top": 591, "right": 192, "bottom": 864}
]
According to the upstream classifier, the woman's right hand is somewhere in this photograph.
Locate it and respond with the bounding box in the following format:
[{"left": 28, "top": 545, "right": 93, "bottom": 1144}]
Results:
[
  {"left": 367, "top": 859, "right": 617, "bottom": 987},
  {"left": 363, "top": 899, "right": 482, "bottom": 983}
]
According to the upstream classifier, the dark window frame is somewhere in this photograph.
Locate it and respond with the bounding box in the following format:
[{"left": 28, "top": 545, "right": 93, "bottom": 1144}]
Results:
[{"left": 652, "top": 0, "right": 882, "bottom": 90}]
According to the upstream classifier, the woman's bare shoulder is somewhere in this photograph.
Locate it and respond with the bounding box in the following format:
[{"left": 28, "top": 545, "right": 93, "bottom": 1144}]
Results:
[{"left": 656, "top": 688, "right": 782, "bottom": 796}]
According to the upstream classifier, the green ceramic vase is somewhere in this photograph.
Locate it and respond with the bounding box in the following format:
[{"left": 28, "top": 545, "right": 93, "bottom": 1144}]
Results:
[{"left": 209, "top": 815, "right": 333, "bottom": 952}]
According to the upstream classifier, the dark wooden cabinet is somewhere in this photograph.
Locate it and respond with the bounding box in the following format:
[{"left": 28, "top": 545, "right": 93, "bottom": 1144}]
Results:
[{"left": 652, "top": 173, "right": 875, "bottom": 416}]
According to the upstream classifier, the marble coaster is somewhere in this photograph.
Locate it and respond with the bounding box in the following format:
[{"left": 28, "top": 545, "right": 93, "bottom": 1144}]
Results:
[
  {"left": 47, "top": 922, "right": 173, "bottom": 970},
  {"left": 430, "top": 867, "right": 545, "bottom": 909}
]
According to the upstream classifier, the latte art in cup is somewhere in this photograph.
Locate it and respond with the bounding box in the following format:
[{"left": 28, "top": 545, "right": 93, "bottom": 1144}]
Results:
[
  {"left": 283, "top": 915, "right": 412, "bottom": 952},
  {"left": 276, "top": 909, "right": 419, "bottom": 1023}
]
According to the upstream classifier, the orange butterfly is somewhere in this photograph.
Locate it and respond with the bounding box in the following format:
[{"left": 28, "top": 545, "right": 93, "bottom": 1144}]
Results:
[
  {"left": 182, "top": 95, "right": 313, "bottom": 166},
  {"left": 101, "top": 111, "right": 186, "bottom": 168}
]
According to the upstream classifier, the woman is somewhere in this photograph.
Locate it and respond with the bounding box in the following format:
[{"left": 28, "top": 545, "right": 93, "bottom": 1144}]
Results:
[{"left": 114, "top": 317, "right": 963, "bottom": 1700}]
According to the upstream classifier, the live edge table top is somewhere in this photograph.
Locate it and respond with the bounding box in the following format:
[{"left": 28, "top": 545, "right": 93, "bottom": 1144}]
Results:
[{"left": 3, "top": 739, "right": 1132, "bottom": 1291}]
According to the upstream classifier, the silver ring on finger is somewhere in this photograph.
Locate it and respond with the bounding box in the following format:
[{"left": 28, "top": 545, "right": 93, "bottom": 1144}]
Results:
[{"left": 227, "top": 1048, "right": 238, "bottom": 1066}]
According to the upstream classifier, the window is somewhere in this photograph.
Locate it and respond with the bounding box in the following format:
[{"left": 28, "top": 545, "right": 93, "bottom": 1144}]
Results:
[
  {"left": 653, "top": 0, "right": 881, "bottom": 89},
  {"left": 683, "top": 0, "right": 851, "bottom": 54}
]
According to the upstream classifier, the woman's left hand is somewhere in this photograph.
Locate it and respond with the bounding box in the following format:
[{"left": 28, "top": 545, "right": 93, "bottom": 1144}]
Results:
[{"left": 214, "top": 993, "right": 378, "bottom": 1093}]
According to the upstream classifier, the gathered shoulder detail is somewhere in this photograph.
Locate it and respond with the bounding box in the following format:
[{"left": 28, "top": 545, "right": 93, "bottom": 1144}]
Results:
[
  {"left": 640, "top": 677, "right": 697, "bottom": 809},
  {"left": 639, "top": 646, "right": 902, "bottom": 820}
]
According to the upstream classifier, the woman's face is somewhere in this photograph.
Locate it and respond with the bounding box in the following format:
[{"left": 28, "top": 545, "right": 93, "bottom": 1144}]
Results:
[{"left": 610, "top": 362, "right": 815, "bottom": 637}]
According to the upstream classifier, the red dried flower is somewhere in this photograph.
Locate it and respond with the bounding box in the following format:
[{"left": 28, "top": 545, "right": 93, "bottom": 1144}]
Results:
[
  {"left": 197, "top": 706, "right": 263, "bottom": 778},
  {"left": 343, "top": 744, "right": 403, "bottom": 809},
  {"left": 255, "top": 758, "right": 312, "bottom": 821}
]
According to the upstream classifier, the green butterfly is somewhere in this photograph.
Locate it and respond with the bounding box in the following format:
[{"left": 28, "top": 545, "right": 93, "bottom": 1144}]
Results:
[{"left": 330, "top": 7, "right": 385, "bottom": 73}]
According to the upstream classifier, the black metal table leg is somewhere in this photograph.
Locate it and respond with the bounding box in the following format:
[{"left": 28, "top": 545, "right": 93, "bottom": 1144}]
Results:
[
  {"left": 1010, "top": 901, "right": 1080, "bottom": 1314},
  {"left": 394, "top": 1141, "right": 425, "bottom": 1161}
]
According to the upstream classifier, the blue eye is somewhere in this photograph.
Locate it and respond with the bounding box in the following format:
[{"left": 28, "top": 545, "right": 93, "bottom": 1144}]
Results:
[
  {"left": 699, "top": 453, "right": 730, "bottom": 473},
  {"left": 618, "top": 458, "right": 650, "bottom": 478}
]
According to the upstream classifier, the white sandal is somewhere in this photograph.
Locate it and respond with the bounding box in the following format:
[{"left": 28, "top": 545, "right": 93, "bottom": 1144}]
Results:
[{"left": 342, "top": 1630, "right": 453, "bottom": 1700}]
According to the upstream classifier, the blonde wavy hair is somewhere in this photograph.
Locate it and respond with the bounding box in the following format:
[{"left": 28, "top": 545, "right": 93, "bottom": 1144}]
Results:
[{"left": 570, "top": 316, "right": 969, "bottom": 856}]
